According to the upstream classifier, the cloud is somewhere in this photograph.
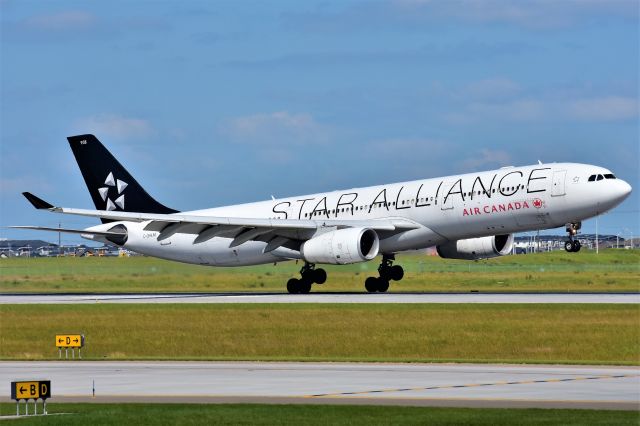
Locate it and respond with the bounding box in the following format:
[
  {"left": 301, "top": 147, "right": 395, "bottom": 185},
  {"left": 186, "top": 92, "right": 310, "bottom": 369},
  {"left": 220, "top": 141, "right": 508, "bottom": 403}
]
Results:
[
  {"left": 191, "top": 32, "right": 221, "bottom": 45},
  {"left": 361, "top": 138, "right": 457, "bottom": 178},
  {"left": 1, "top": 10, "right": 101, "bottom": 42},
  {"left": 461, "top": 78, "right": 522, "bottom": 101},
  {"left": 445, "top": 99, "right": 545, "bottom": 124},
  {"left": 220, "top": 111, "right": 329, "bottom": 146},
  {"left": 23, "top": 11, "right": 96, "bottom": 31},
  {"left": 458, "top": 148, "right": 513, "bottom": 171},
  {"left": 369, "top": 138, "right": 448, "bottom": 156},
  {"left": 443, "top": 86, "right": 638, "bottom": 124},
  {"left": 391, "top": 0, "right": 609, "bottom": 28},
  {"left": 72, "top": 114, "right": 154, "bottom": 140},
  {"left": 283, "top": 0, "right": 636, "bottom": 33},
  {"left": 218, "top": 111, "right": 332, "bottom": 166},
  {"left": 2, "top": 10, "right": 171, "bottom": 42},
  {"left": 0, "top": 176, "right": 52, "bottom": 196},
  {"left": 225, "top": 42, "right": 530, "bottom": 69},
  {"left": 567, "top": 96, "right": 639, "bottom": 121}
]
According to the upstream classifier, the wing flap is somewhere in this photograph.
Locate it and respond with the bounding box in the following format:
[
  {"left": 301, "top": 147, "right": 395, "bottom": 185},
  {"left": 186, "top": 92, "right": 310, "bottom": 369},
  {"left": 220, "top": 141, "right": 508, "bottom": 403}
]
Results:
[
  {"left": 229, "top": 228, "right": 273, "bottom": 248},
  {"left": 263, "top": 236, "right": 291, "bottom": 253},
  {"left": 193, "top": 225, "right": 245, "bottom": 244}
]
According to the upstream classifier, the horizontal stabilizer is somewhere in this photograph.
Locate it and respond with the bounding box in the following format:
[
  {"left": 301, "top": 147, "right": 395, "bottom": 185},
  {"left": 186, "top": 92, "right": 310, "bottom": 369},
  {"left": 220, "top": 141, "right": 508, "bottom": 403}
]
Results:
[
  {"left": 9, "top": 225, "right": 124, "bottom": 236},
  {"left": 22, "top": 192, "right": 54, "bottom": 210}
]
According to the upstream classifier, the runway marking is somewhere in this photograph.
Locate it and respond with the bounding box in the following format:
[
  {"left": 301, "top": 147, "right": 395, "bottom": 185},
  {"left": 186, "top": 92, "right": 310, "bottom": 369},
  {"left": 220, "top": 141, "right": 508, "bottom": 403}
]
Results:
[{"left": 306, "top": 374, "right": 640, "bottom": 398}]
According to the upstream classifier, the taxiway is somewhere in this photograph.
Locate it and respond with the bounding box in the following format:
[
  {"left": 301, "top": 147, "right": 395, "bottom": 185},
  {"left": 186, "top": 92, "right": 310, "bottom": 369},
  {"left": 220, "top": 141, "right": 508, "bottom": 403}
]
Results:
[
  {"left": 1, "top": 362, "right": 638, "bottom": 410},
  {"left": 1, "top": 292, "right": 638, "bottom": 304}
]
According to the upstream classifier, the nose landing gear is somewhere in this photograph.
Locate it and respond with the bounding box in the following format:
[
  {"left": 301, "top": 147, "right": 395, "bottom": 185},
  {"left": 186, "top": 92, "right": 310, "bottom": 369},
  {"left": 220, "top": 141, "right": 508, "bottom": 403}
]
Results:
[
  {"left": 564, "top": 222, "right": 582, "bottom": 253},
  {"left": 365, "top": 254, "right": 404, "bottom": 293},
  {"left": 287, "top": 262, "right": 327, "bottom": 294}
]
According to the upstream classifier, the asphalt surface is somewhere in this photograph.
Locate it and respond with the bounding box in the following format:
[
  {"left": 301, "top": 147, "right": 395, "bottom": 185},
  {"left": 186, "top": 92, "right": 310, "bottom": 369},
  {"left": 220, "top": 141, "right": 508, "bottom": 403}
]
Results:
[
  {"left": 1, "top": 362, "right": 638, "bottom": 410},
  {"left": 1, "top": 292, "right": 638, "bottom": 304}
]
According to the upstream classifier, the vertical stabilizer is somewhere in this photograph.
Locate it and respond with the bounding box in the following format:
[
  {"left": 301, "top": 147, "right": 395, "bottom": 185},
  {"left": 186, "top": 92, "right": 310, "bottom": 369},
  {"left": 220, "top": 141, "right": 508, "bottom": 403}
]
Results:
[{"left": 67, "top": 135, "right": 178, "bottom": 220}]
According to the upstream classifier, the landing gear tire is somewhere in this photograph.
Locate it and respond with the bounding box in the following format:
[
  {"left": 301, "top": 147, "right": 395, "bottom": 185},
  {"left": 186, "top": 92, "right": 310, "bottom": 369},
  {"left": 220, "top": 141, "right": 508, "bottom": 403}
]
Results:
[
  {"left": 364, "top": 277, "right": 389, "bottom": 293},
  {"left": 365, "top": 277, "right": 378, "bottom": 293},
  {"left": 572, "top": 240, "right": 581, "bottom": 252},
  {"left": 389, "top": 265, "right": 404, "bottom": 281},
  {"left": 313, "top": 268, "right": 327, "bottom": 284},
  {"left": 366, "top": 254, "right": 404, "bottom": 293},
  {"left": 288, "top": 263, "right": 326, "bottom": 294},
  {"left": 564, "top": 222, "right": 582, "bottom": 254},
  {"left": 287, "top": 278, "right": 300, "bottom": 294},
  {"left": 298, "top": 279, "right": 312, "bottom": 294},
  {"left": 564, "top": 240, "right": 582, "bottom": 253}
]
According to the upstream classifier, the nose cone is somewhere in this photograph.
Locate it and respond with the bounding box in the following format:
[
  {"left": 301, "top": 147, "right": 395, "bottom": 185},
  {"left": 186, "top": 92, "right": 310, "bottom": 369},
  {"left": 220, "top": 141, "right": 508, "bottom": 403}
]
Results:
[
  {"left": 611, "top": 179, "right": 632, "bottom": 205},
  {"left": 619, "top": 179, "right": 632, "bottom": 198}
]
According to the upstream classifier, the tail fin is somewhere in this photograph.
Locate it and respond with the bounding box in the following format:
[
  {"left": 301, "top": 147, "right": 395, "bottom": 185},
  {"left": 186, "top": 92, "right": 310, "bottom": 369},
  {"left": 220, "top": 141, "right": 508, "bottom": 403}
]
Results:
[{"left": 68, "top": 135, "right": 178, "bottom": 219}]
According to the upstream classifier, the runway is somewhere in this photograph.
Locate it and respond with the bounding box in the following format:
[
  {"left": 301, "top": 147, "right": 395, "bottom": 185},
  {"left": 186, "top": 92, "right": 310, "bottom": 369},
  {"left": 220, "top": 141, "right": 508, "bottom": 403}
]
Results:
[
  {"left": 1, "top": 362, "right": 638, "bottom": 410},
  {"left": 1, "top": 292, "right": 638, "bottom": 304}
]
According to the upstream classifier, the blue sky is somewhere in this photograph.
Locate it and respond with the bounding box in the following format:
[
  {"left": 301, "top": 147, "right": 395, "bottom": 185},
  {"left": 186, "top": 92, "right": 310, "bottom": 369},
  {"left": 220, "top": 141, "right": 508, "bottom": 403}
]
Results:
[{"left": 1, "top": 0, "right": 638, "bottom": 245}]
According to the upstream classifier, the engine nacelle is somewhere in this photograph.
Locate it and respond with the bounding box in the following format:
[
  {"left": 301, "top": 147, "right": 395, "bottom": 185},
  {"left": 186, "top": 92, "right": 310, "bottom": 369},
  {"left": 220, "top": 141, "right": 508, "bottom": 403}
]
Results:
[
  {"left": 436, "top": 234, "right": 514, "bottom": 260},
  {"left": 301, "top": 228, "right": 379, "bottom": 265}
]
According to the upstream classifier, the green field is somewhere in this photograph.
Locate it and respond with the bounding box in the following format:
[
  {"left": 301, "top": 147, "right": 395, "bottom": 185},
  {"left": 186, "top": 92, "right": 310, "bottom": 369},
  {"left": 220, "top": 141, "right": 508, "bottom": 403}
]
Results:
[
  {"left": 1, "top": 304, "right": 637, "bottom": 364},
  {"left": 1, "top": 250, "right": 638, "bottom": 293},
  {"left": 1, "top": 403, "right": 637, "bottom": 425}
]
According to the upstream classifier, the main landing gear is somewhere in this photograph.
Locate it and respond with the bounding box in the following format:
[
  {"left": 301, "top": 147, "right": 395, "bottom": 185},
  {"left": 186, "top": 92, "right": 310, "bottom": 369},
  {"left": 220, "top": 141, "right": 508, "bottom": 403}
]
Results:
[
  {"left": 365, "top": 254, "right": 404, "bottom": 293},
  {"left": 287, "top": 262, "right": 327, "bottom": 294},
  {"left": 564, "top": 222, "right": 582, "bottom": 253}
]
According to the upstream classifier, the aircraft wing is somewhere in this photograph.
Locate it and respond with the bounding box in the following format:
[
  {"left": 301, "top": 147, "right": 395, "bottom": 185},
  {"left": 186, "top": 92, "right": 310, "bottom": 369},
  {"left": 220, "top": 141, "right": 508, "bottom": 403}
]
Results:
[
  {"left": 9, "top": 225, "right": 125, "bottom": 237},
  {"left": 21, "top": 192, "right": 421, "bottom": 251}
]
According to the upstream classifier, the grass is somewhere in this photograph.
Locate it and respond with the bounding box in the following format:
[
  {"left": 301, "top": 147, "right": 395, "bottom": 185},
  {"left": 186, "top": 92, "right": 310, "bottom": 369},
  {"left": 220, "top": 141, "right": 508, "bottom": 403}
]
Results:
[
  {"left": 1, "top": 304, "right": 637, "bottom": 364},
  {"left": 1, "top": 403, "right": 638, "bottom": 425},
  {"left": 1, "top": 250, "right": 638, "bottom": 293}
]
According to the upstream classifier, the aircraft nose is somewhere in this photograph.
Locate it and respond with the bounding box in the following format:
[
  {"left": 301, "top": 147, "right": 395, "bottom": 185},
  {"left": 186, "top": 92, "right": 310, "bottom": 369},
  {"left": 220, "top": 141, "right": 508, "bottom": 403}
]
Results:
[{"left": 614, "top": 179, "right": 632, "bottom": 202}]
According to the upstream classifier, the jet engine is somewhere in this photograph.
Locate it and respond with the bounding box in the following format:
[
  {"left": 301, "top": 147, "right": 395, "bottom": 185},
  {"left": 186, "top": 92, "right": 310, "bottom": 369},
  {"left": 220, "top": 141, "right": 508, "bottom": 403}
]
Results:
[
  {"left": 300, "top": 228, "right": 379, "bottom": 265},
  {"left": 436, "top": 234, "right": 514, "bottom": 260}
]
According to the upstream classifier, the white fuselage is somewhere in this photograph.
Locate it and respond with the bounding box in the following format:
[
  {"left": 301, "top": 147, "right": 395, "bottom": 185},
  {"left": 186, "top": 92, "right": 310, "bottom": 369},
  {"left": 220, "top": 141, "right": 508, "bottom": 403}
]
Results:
[{"left": 89, "top": 162, "right": 631, "bottom": 266}]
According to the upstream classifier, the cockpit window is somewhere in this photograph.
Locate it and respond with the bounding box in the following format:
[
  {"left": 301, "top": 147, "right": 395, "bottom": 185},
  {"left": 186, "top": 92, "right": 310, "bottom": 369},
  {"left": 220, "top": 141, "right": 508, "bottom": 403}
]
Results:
[{"left": 589, "top": 173, "right": 616, "bottom": 182}]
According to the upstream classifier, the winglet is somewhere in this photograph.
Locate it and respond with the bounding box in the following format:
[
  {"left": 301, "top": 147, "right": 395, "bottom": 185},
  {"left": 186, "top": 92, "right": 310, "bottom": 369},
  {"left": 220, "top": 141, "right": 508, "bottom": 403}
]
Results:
[{"left": 22, "top": 192, "right": 54, "bottom": 210}]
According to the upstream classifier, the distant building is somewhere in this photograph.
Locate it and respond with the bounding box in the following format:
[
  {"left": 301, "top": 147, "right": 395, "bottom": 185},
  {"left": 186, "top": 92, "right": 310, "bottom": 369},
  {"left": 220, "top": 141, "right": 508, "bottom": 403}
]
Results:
[
  {"left": 0, "top": 240, "right": 120, "bottom": 257},
  {"left": 513, "top": 234, "right": 632, "bottom": 253}
]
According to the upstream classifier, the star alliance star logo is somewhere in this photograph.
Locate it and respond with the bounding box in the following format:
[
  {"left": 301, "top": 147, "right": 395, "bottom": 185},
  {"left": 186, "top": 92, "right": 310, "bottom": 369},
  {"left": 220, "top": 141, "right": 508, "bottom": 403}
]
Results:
[{"left": 98, "top": 172, "right": 128, "bottom": 211}]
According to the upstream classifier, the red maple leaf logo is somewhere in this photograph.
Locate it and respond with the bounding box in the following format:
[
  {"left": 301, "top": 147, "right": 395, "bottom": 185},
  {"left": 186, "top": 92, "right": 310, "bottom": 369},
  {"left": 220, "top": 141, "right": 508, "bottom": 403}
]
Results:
[{"left": 533, "top": 198, "right": 543, "bottom": 209}]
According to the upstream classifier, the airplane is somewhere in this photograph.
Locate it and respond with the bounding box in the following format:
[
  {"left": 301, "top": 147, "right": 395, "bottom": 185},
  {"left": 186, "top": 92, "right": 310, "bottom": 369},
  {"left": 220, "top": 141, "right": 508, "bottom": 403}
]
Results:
[{"left": 14, "top": 134, "right": 632, "bottom": 293}]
